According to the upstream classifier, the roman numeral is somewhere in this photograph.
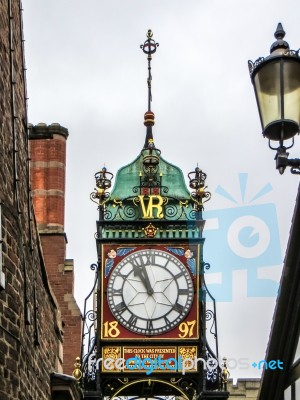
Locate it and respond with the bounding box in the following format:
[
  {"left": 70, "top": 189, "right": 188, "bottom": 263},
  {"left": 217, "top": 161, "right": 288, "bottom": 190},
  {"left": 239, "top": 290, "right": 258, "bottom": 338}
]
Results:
[
  {"left": 164, "top": 316, "right": 171, "bottom": 326},
  {"left": 146, "top": 320, "right": 153, "bottom": 331},
  {"left": 130, "top": 256, "right": 143, "bottom": 270},
  {"left": 111, "top": 288, "right": 122, "bottom": 295},
  {"left": 178, "top": 288, "right": 189, "bottom": 295},
  {"left": 173, "top": 302, "right": 184, "bottom": 313},
  {"left": 128, "top": 314, "right": 138, "bottom": 326},
  {"left": 138, "top": 254, "right": 145, "bottom": 266},
  {"left": 114, "top": 301, "right": 126, "bottom": 314},
  {"left": 145, "top": 251, "right": 155, "bottom": 265}
]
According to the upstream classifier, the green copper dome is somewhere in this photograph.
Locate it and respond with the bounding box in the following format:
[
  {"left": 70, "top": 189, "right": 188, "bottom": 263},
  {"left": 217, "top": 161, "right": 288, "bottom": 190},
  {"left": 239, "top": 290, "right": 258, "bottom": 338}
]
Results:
[
  {"left": 100, "top": 146, "right": 197, "bottom": 223},
  {"left": 110, "top": 153, "right": 190, "bottom": 200}
]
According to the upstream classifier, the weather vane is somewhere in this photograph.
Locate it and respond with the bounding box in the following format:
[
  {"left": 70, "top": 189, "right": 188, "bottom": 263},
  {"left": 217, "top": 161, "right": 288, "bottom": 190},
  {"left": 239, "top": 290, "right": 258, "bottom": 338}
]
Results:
[
  {"left": 140, "top": 30, "right": 159, "bottom": 149},
  {"left": 140, "top": 29, "right": 159, "bottom": 112}
]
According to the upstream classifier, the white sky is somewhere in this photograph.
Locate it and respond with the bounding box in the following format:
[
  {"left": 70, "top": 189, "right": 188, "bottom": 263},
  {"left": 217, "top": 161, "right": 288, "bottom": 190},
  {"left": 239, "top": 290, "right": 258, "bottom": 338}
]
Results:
[{"left": 23, "top": 0, "right": 300, "bottom": 382}]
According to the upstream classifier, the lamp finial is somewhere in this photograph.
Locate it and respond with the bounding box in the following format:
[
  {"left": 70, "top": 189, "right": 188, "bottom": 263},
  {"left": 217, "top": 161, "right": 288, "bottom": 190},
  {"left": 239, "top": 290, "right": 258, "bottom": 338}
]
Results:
[
  {"left": 274, "top": 23, "right": 285, "bottom": 40},
  {"left": 270, "top": 22, "right": 289, "bottom": 53}
]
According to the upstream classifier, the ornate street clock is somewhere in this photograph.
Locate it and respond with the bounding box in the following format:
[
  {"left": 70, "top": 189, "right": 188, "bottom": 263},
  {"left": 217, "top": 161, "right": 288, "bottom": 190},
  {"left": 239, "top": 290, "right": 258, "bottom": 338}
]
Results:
[{"left": 80, "top": 29, "right": 228, "bottom": 400}]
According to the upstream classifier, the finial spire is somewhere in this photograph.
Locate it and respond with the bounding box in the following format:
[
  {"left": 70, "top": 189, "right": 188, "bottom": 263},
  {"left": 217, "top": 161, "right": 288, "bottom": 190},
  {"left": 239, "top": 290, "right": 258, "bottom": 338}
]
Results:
[
  {"left": 140, "top": 30, "right": 159, "bottom": 148},
  {"left": 270, "top": 22, "right": 289, "bottom": 53}
]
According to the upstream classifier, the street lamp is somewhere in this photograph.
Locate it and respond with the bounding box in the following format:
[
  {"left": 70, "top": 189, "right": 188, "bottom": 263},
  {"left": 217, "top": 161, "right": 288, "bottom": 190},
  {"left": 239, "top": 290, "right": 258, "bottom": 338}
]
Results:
[{"left": 248, "top": 23, "right": 300, "bottom": 174}]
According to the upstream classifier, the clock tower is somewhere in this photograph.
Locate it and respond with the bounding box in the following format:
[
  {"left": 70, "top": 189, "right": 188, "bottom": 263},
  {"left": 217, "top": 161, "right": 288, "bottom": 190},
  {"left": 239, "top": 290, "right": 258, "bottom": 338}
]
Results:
[{"left": 79, "top": 31, "right": 229, "bottom": 400}]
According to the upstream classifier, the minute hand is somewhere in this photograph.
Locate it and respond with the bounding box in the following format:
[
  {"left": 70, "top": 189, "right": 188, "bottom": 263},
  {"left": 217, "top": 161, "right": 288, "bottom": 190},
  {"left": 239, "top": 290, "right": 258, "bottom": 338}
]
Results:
[{"left": 132, "top": 261, "right": 153, "bottom": 295}]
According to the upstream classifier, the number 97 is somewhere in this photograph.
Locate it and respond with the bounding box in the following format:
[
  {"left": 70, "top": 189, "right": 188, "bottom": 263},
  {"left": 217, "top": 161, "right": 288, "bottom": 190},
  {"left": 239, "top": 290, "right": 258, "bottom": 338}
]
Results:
[{"left": 178, "top": 320, "right": 196, "bottom": 338}]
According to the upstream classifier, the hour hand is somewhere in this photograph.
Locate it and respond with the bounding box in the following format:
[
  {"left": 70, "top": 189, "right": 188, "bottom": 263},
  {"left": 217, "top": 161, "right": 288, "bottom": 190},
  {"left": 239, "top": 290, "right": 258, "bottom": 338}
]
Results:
[{"left": 141, "top": 264, "right": 153, "bottom": 295}]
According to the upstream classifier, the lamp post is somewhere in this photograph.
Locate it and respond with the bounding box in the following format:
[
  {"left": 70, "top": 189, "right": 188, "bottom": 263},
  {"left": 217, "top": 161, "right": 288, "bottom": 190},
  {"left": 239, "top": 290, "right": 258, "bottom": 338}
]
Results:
[{"left": 248, "top": 23, "right": 300, "bottom": 174}]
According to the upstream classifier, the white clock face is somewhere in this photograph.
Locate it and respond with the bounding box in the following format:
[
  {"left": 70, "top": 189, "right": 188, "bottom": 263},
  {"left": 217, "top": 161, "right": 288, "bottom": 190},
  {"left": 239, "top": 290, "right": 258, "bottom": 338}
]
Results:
[{"left": 106, "top": 249, "right": 194, "bottom": 335}]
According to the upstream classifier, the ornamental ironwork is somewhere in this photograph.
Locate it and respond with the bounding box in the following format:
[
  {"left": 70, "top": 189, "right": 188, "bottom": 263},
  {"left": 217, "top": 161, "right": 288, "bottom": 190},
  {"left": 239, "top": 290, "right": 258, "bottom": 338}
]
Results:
[
  {"left": 96, "top": 196, "right": 196, "bottom": 222},
  {"left": 91, "top": 168, "right": 211, "bottom": 222},
  {"left": 248, "top": 49, "right": 300, "bottom": 75},
  {"left": 140, "top": 30, "right": 159, "bottom": 112},
  {"left": 90, "top": 166, "right": 114, "bottom": 209},
  {"left": 248, "top": 57, "right": 265, "bottom": 75},
  {"left": 188, "top": 167, "right": 211, "bottom": 211},
  {"left": 80, "top": 263, "right": 99, "bottom": 392},
  {"left": 248, "top": 22, "right": 300, "bottom": 77}
]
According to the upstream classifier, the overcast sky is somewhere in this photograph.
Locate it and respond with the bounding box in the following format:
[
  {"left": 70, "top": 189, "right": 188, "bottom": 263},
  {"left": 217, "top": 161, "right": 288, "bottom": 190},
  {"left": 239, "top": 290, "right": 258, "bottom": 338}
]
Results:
[{"left": 23, "top": 0, "right": 300, "bottom": 382}]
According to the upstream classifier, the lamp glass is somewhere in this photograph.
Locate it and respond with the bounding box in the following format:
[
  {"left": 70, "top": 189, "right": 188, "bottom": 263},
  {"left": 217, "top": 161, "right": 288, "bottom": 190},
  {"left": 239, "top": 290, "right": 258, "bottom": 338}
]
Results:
[
  {"left": 254, "top": 58, "right": 300, "bottom": 140},
  {"left": 254, "top": 60, "right": 281, "bottom": 138},
  {"left": 283, "top": 60, "right": 300, "bottom": 127}
]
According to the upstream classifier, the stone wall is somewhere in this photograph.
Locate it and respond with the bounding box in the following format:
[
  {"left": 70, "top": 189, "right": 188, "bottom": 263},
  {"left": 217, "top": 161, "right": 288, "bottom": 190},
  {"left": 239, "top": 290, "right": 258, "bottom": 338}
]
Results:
[{"left": 228, "top": 379, "right": 260, "bottom": 399}]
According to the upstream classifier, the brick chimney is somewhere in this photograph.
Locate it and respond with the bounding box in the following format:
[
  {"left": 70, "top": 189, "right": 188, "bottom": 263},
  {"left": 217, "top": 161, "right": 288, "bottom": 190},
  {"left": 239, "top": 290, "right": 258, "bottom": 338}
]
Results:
[
  {"left": 29, "top": 123, "right": 81, "bottom": 375},
  {"left": 29, "top": 123, "right": 67, "bottom": 232}
]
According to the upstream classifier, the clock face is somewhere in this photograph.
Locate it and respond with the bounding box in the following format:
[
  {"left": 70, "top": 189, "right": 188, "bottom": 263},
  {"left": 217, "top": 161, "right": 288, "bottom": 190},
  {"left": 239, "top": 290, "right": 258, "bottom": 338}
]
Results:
[{"left": 106, "top": 249, "right": 194, "bottom": 335}]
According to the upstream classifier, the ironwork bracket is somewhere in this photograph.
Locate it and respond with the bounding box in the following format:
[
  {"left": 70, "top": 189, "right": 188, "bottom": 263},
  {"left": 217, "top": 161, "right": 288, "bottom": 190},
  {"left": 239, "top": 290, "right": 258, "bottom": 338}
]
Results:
[{"left": 275, "top": 148, "right": 300, "bottom": 174}]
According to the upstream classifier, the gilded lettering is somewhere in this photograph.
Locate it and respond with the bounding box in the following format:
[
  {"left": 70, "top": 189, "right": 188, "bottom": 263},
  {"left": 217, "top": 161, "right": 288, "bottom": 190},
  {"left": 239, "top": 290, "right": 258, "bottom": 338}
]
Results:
[{"left": 138, "top": 195, "right": 164, "bottom": 219}]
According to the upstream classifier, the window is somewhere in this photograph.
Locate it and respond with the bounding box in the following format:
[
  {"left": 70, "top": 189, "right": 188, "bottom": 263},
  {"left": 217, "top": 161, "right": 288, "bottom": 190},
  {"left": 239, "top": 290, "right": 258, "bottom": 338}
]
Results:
[
  {"left": 284, "top": 386, "right": 292, "bottom": 400},
  {"left": 295, "top": 379, "right": 300, "bottom": 399},
  {"left": 285, "top": 381, "right": 300, "bottom": 400},
  {"left": 294, "top": 335, "right": 300, "bottom": 364}
]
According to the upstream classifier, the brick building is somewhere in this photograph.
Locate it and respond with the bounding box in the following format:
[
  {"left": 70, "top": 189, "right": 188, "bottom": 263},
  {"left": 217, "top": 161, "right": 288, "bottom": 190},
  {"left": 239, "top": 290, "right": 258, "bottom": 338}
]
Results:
[
  {"left": 29, "top": 122, "right": 82, "bottom": 376},
  {"left": 0, "top": 1, "right": 81, "bottom": 399}
]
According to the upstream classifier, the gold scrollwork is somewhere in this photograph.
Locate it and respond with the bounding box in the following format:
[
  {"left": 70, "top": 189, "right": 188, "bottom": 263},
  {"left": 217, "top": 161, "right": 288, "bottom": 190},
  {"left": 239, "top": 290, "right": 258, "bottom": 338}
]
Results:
[
  {"left": 117, "top": 378, "right": 129, "bottom": 385},
  {"left": 113, "top": 199, "right": 123, "bottom": 208},
  {"left": 179, "top": 200, "right": 189, "bottom": 208},
  {"left": 102, "top": 347, "right": 122, "bottom": 372},
  {"left": 103, "top": 347, "right": 121, "bottom": 360},
  {"left": 178, "top": 346, "right": 197, "bottom": 372},
  {"left": 178, "top": 346, "right": 197, "bottom": 359},
  {"left": 170, "top": 377, "right": 182, "bottom": 384},
  {"left": 97, "top": 192, "right": 111, "bottom": 208},
  {"left": 111, "top": 378, "right": 189, "bottom": 399}
]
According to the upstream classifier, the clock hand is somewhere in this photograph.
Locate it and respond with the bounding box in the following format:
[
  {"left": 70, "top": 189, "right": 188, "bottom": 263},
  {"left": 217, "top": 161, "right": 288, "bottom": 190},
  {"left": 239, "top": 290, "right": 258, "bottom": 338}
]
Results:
[
  {"left": 140, "top": 264, "right": 154, "bottom": 295},
  {"left": 132, "top": 262, "right": 147, "bottom": 287},
  {"left": 132, "top": 260, "right": 153, "bottom": 295}
]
